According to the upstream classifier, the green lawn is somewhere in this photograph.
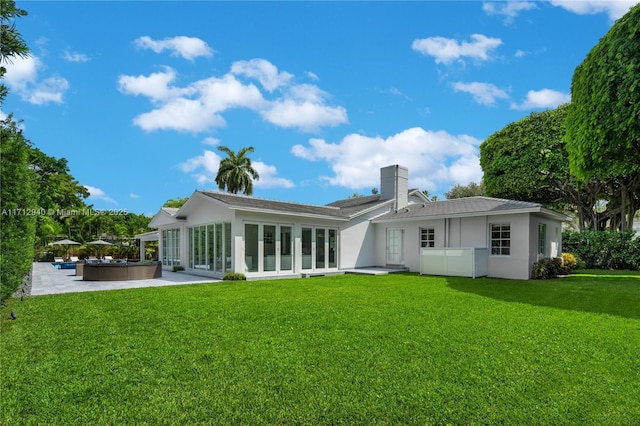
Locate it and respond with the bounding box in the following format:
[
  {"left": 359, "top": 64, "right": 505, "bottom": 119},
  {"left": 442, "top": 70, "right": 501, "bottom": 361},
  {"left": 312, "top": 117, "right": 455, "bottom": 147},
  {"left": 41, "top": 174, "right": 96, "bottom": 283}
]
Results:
[{"left": 1, "top": 271, "right": 639, "bottom": 425}]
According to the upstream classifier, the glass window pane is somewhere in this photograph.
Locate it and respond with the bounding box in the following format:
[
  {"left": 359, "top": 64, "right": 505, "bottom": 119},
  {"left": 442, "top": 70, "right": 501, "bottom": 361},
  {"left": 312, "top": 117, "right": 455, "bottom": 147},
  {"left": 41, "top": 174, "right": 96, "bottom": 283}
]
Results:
[
  {"left": 189, "top": 228, "right": 194, "bottom": 268},
  {"left": 174, "top": 229, "right": 180, "bottom": 266},
  {"left": 225, "top": 223, "right": 232, "bottom": 271},
  {"left": 328, "top": 229, "right": 337, "bottom": 268},
  {"left": 280, "top": 226, "right": 292, "bottom": 271},
  {"left": 216, "top": 223, "right": 223, "bottom": 272},
  {"left": 208, "top": 225, "right": 214, "bottom": 271},
  {"left": 302, "top": 228, "right": 312, "bottom": 269},
  {"left": 245, "top": 224, "right": 258, "bottom": 272},
  {"left": 264, "top": 225, "right": 276, "bottom": 272},
  {"left": 316, "top": 229, "right": 325, "bottom": 269}
]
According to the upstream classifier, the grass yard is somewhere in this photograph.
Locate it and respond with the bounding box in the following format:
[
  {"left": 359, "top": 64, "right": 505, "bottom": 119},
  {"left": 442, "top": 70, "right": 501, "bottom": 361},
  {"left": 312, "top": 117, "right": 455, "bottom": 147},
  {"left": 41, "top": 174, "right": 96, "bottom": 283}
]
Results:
[{"left": 1, "top": 271, "right": 639, "bottom": 424}]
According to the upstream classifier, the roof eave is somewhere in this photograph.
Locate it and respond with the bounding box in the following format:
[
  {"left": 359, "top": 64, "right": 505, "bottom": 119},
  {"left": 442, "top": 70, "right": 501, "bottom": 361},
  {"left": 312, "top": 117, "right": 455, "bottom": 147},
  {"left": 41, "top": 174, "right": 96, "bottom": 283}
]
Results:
[
  {"left": 228, "top": 205, "right": 349, "bottom": 221},
  {"left": 346, "top": 199, "right": 394, "bottom": 219},
  {"left": 372, "top": 207, "right": 566, "bottom": 223}
]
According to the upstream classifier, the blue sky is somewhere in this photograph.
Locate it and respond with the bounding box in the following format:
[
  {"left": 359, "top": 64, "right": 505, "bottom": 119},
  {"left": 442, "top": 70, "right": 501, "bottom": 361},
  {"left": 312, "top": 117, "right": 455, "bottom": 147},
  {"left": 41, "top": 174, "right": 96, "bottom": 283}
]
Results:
[{"left": 3, "top": 1, "right": 637, "bottom": 215}]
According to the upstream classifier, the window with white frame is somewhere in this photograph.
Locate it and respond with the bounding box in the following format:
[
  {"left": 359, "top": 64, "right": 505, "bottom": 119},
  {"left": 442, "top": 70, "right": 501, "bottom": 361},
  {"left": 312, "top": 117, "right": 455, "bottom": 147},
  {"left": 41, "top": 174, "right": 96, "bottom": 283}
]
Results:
[
  {"left": 538, "top": 223, "right": 547, "bottom": 257},
  {"left": 490, "top": 224, "right": 511, "bottom": 255},
  {"left": 420, "top": 227, "right": 435, "bottom": 248},
  {"left": 189, "top": 222, "right": 231, "bottom": 272},
  {"left": 162, "top": 229, "right": 180, "bottom": 266}
]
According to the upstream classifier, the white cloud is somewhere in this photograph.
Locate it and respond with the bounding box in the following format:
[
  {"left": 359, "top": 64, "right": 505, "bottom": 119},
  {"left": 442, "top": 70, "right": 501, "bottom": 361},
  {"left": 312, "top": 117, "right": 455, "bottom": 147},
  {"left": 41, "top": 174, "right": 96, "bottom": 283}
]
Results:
[
  {"left": 252, "top": 162, "right": 295, "bottom": 189},
  {"left": 262, "top": 99, "right": 347, "bottom": 132},
  {"left": 306, "top": 71, "right": 319, "bottom": 81},
  {"left": 120, "top": 58, "right": 347, "bottom": 133},
  {"left": 118, "top": 67, "right": 191, "bottom": 102},
  {"left": 3, "top": 55, "right": 39, "bottom": 92},
  {"left": 202, "top": 137, "right": 220, "bottom": 146},
  {"left": 178, "top": 150, "right": 293, "bottom": 189},
  {"left": 178, "top": 150, "right": 222, "bottom": 185},
  {"left": 134, "top": 35, "right": 214, "bottom": 61},
  {"left": 195, "top": 74, "right": 266, "bottom": 111},
  {"left": 130, "top": 193, "right": 139, "bottom": 199},
  {"left": 291, "top": 127, "right": 482, "bottom": 192},
  {"left": 84, "top": 185, "right": 117, "bottom": 204},
  {"left": 412, "top": 34, "right": 503, "bottom": 65},
  {"left": 510, "top": 88, "right": 570, "bottom": 110},
  {"left": 452, "top": 81, "right": 509, "bottom": 105},
  {"left": 3, "top": 55, "right": 69, "bottom": 105},
  {"left": 27, "top": 77, "right": 69, "bottom": 105},
  {"left": 548, "top": 0, "right": 638, "bottom": 20},
  {"left": 63, "top": 51, "right": 90, "bottom": 63},
  {"left": 134, "top": 97, "right": 226, "bottom": 133},
  {"left": 483, "top": 1, "right": 537, "bottom": 23},
  {"left": 121, "top": 72, "right": 265, "bottom": 132},
  {"left": 231, "top": 58, "right": 293, "bottom": 92}
]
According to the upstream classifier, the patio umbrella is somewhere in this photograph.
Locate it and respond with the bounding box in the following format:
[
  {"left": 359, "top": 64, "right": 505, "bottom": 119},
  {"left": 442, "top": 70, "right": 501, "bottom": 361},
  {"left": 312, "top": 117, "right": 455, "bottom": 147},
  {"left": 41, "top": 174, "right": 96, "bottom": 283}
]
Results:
[
  {"left": 49, "top": 239, "right": 81, "bottom": 260},
  {"left": 49, "top": 239, "right": 81, "bottom": 246},
  {"left": 86, "top": 239, "right": 113, "bottom": 258}
]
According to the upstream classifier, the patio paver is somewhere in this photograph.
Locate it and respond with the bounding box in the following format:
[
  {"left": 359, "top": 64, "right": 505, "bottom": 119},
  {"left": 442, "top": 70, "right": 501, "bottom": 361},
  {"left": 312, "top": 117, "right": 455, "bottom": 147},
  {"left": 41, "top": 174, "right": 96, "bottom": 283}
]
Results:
[{"left": 30, "top": 262, "right": 218, "bottom": 296}]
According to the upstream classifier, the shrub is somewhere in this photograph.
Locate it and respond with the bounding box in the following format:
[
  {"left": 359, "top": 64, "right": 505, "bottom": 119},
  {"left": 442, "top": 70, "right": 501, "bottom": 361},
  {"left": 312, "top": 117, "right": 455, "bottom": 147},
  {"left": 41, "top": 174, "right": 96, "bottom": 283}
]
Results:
[
  {"left": 561, "top": 252, "right": 581, "bottom": 272},
  {"left": 223, "top": 272, "right": 246, "bottom": 281},
  {"left": 531, "top": 257, "right": 567, "bottom": 279},
  {"left": 563, "top": 230, "right": 640, "bottom": 270},
  {"left": 172, "top": 265, "right": 185, "bottom": 272},
  {"left": 1, "top": 123, "right": 38, "bottom": 303}
]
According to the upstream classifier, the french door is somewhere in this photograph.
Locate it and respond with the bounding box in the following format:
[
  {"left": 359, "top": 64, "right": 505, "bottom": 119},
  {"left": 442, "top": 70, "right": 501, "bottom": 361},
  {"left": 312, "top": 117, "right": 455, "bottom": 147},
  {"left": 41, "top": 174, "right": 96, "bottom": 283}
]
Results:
[
  {"left": 301, "top": 227, "right": 338, "bottom": 271},
  {"left": 386, "top": 228, "right": 405, "bottom": 265}
]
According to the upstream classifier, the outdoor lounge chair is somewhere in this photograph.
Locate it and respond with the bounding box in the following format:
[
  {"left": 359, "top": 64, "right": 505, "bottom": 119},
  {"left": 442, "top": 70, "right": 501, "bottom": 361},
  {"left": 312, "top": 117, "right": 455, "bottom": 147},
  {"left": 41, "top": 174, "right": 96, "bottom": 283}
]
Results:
[
  {"left": 70, "top": 256, "right": 79, "bottom": 262},
  {"left": 54, "top": 256, "right": 64, "bottom": 263}
]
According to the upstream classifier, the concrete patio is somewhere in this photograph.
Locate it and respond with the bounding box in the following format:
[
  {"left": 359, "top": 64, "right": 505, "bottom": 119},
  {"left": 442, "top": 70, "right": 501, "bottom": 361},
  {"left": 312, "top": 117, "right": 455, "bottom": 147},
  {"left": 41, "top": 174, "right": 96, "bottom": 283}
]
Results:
[
  {"left": 28, "top": 262, "right": 410, "bottom": 297},
  {"left": 30, "top": 262, "right": 218, "bottom": 296}
]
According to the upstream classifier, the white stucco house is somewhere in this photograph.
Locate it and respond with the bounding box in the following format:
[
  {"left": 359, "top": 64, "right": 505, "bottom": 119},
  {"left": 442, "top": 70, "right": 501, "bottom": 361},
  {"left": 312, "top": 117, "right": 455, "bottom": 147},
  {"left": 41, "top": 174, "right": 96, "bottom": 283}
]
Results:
[{"left": 147, "top": 165, "right": 567, "bottom": 280}]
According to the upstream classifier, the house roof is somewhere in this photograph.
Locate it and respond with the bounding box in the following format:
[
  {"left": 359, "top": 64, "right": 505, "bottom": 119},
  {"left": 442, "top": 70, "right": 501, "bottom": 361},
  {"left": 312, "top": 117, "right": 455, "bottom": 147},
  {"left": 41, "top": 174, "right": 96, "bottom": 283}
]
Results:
[
  {"left": 372, "top": 196, "right": 568, "bottom": 222},
  {"left": 196, "top": 191, "right": 351, "bottom": 220},
  {"left": 189, "top": 190, "right": 436, "bottom": 220},
  {"left": 148, "top": 207, "right": 181, "bottom": 227}
]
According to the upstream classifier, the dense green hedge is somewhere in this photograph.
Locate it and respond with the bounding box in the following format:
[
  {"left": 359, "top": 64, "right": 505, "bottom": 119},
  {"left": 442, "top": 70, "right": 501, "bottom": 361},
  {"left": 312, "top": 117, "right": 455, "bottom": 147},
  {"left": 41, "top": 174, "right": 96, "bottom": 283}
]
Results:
[
  {"left": 1, "top": 123, "right": 37, "bottom": 303},
  {"left": 562, "top": 230, "right": 640, "bottom": 270}
]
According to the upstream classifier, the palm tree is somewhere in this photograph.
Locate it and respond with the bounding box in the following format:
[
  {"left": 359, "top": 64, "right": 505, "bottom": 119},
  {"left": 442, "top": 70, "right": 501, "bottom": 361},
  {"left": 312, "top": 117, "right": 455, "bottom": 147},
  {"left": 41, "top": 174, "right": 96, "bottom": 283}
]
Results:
[{"left": 215, "top": 146, "right": 260, "bottom": 195}]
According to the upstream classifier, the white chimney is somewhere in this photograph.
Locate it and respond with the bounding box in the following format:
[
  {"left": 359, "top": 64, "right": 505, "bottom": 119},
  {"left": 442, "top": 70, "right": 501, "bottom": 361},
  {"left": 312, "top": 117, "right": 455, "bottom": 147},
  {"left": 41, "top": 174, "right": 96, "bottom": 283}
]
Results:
[{"left": 380, "top": 165, "right": 408, "bottom": 210}]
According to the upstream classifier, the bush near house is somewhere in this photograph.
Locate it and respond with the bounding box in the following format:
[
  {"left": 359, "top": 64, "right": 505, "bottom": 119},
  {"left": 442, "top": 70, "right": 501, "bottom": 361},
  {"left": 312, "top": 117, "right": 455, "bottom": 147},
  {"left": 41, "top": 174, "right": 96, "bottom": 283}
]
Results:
[
  {"left": 563, "top": 230, "right": 640, "bottom": 270},
  {"left": 561, "top": 252, "right": 581, "bottom": 271},
  {"left": 531, "top": 257, "right": 567, "bottom": 279},
  {"left": 223, "top": 272, "right": 246, "bottom": 281}
]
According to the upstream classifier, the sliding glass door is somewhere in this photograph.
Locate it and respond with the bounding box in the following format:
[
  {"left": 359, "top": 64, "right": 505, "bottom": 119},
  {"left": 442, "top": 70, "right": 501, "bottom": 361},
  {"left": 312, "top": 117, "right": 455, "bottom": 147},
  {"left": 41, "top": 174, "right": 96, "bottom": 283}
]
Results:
[
  {"left": 301, "top": 226, "right": 339, "bottom": 271},
  {"left": 245, "top": 223, "right": 295, "bottom": 274}
]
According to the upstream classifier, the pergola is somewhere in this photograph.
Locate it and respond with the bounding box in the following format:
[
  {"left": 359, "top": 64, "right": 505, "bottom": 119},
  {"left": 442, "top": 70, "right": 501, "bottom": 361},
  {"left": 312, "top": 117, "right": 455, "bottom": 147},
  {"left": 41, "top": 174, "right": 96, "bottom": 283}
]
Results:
[{"left": 134, "top": 230, "right": 159, "bottom": 261}]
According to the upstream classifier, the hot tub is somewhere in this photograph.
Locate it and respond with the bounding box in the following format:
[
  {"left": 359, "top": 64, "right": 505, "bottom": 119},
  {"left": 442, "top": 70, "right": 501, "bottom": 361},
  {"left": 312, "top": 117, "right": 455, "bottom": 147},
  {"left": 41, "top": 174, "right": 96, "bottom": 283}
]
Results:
[{"left": 82, "top": 261, "right": 162, "bottom": 281}]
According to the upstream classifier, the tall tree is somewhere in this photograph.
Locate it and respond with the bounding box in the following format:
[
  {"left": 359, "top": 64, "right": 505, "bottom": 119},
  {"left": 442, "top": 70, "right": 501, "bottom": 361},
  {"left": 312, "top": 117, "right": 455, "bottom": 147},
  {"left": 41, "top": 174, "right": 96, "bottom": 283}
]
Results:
[
  {"left": 445, "top": 182, "right": 485, "bottom": 199},
  {"left": 480, "top": 105, "right": 609, "bottom": 230},
  {"left": 0, "top": 0, "right": 31, "bottom": 302},
  {"left": 1, "top": 119, "right": 37, "bottom": 302},
  {"left": 481, "top": 105, "right": 572, "bottom": 206},
  {"left": 163, "top": 197, "right": 189, "bottom": 208},
  {"left": 215, "top": 146, "right": 260, "bottom": 195},
  {"left": 29, "top": 147, "right": 89, "bottom": 212},
  {"left": 0, "top": 0, "right": 29, "bottom": 104},
  {"left": 566, "top": 4, "right": 640, "bottom": 229}
]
